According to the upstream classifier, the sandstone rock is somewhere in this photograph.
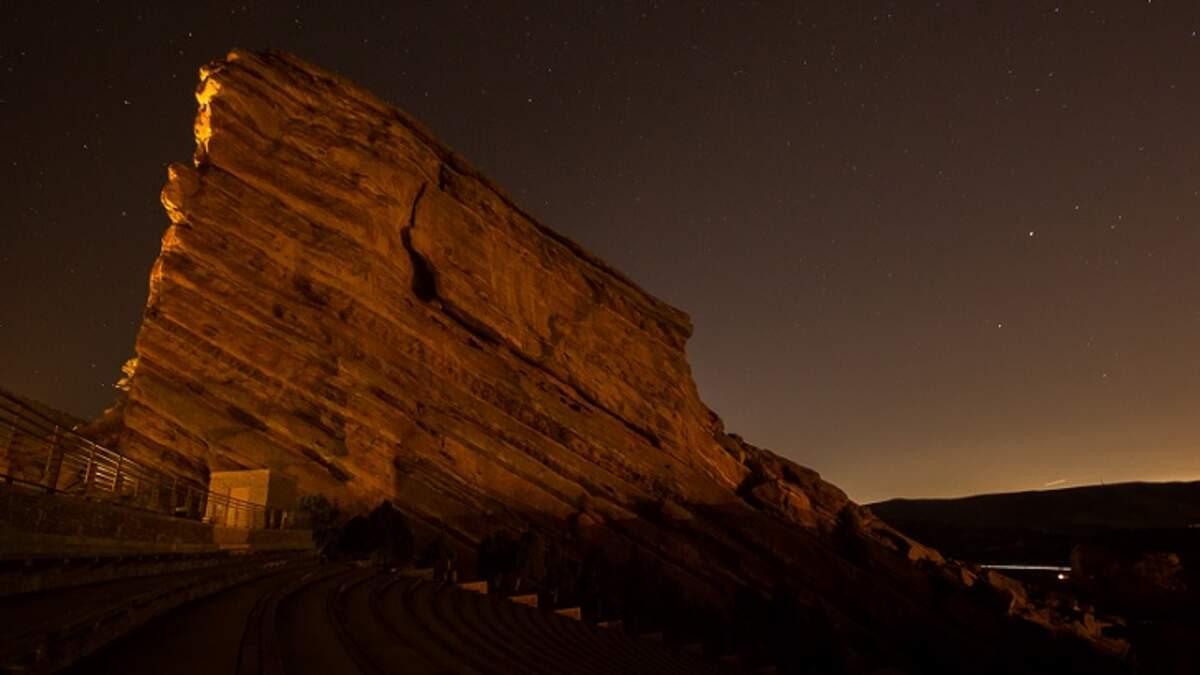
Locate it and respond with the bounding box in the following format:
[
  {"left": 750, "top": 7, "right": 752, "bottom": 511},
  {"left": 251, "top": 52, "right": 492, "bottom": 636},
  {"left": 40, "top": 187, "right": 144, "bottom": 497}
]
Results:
[
  {"left": 747, "top": 480, "right": 817, "bottom": 528},
  {"left": 107, "top": 49, "right": 1130, "bottom": 672},
  {"left": 984, "top": 569, "right": 1031, "bottom": 613}
]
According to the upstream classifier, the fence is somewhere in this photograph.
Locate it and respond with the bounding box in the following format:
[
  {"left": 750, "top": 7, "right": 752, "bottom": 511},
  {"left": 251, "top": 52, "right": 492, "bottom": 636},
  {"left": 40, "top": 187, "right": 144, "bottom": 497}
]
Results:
[{"left": 0, "top": 390, "right": 291, "bottom": 529}]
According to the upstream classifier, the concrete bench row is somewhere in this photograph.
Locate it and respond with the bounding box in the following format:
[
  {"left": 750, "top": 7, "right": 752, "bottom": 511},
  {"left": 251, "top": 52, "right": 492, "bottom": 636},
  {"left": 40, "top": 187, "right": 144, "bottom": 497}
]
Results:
[{"left": 0, "top": 551, "right": 316, "bottom": 672}]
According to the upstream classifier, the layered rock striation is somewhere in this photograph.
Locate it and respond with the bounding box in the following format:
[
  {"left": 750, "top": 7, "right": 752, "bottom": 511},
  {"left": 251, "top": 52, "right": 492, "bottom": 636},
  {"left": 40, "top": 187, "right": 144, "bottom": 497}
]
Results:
[{"left": 109, "top": 50, "right": 1128, "bottom": 671}]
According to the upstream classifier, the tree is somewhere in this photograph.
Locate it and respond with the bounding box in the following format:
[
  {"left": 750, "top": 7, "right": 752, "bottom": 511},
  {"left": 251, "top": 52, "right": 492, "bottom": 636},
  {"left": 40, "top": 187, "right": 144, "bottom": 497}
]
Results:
[
  {"left": 366, "top": 500, "right": 415, "bottom": 565},
  {"left": 478, "top": 529, "right": 560, "bottom": 594},
  {"left": 340, "top": 515, "right": 373, "bottom": 559},
  {"left": 513, "top": 531, "right": 547, "bottom": 592},
  {"left": 578, "top": 547, "right": 614, "bottom": 618},
  {"left": 297, "top": 493, "right": 341, "bottom": 555},
  {"left": 541, "top": 538, "right": 578, "bottom": 606},
  {"left": 420, "top": 533, "right": 455, "bottom": 581},
  {"left": 478, "top": 531, "right": 520, "bottom": 592}
]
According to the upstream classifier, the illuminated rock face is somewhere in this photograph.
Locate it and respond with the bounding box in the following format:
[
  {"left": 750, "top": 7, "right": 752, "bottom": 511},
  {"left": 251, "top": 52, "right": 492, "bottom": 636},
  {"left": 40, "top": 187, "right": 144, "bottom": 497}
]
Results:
[
  {"left": 129, "top": 49, "right": 758, "bottom": 524},
  {"left": 115, "top": 50, "right": 1126, "bottom": 668}
]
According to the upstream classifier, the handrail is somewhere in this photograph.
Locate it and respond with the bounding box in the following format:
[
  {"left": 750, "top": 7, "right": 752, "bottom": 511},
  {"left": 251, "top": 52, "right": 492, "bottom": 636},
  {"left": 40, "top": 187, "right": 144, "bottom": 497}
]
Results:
[
  {"left": 0, "top": 391, "right": 130, "bottom": 461},
  {"left": 0, "top": 391, "right": 293, "bottom": 529}
]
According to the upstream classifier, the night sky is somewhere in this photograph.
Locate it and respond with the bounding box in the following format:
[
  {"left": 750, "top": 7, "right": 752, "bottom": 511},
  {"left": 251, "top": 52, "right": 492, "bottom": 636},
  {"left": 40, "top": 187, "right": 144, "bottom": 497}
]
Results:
[{"left": 3, "top": 2, "right": 1199, "bottom": 502}]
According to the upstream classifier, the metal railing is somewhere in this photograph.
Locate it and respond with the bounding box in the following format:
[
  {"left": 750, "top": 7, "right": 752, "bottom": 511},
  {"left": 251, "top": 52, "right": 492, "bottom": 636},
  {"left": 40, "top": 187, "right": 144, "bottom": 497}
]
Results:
[{"left": 0, "top": 390, "right": 291, "bottom": 529}]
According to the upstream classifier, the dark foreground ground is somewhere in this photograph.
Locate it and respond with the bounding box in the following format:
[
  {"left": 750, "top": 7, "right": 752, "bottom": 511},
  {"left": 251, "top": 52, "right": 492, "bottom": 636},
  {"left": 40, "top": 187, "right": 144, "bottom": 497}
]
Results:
[{"left": 67, "top": 562, "right": 724, "bottom": 675}]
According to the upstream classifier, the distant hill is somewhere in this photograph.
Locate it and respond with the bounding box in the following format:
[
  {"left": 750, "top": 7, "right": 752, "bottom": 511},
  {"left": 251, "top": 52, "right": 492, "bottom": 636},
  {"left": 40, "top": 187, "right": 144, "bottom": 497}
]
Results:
[
  {"left": 869, "top": 482, "right": 1200, "bottom": 564},
  {"left": 872, "top": 481, "right": 1200, "bottom": 532}
]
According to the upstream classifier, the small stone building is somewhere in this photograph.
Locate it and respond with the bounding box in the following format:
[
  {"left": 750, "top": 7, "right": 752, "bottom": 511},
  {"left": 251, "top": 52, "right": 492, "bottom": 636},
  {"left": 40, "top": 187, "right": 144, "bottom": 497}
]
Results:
[{"left": 205, "top": 469, "right": 297, "bottom": 529}]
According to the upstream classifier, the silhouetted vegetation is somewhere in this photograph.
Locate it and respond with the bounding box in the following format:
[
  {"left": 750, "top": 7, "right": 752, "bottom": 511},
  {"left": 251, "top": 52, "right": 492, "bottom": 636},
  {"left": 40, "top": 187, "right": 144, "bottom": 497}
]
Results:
[
  {"left": 338, "top": 514, "right": 374, "bottom": 558},
  {"left": 472, "top": 527, "right": 865, "bottom": 671},
  {"left": 478, "top": 530, "right": 542, "bottom": 594},
  {"left": 366, "top": 501, "right": 416, "bottom": 564},
  {"left": 476, "top": 529, "right": 689, "bottom": 631},
  {"left": 419, "top": 532, "right": 457, "bottom": 582},
  {"left": 301, "top": 497, "right": 415, "bottom": 564},
  {"left": 480, "top": 530, "right": 587, "bottom": 605},
  {"left": 297, "top": 493, "right": 341, "bottom": 554}
]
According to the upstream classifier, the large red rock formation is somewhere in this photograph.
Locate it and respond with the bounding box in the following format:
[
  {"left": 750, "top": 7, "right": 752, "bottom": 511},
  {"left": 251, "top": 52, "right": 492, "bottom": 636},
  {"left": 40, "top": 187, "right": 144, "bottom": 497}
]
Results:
[{"left": 109, "top": 50, "right": 1129, "bottom": 671}]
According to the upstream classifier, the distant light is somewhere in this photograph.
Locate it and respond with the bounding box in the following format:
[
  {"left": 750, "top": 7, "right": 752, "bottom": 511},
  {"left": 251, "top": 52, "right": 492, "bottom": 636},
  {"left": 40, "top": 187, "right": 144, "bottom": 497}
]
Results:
[
  {"left": 1028, "top": 231, "right": 1035, "bottom": 237},
  {"left": 980, "top": 564, "right": 1071, "bottom": 572},
  {"left": 1057, "top": 573, "right": 1066, "bottom": 580}
]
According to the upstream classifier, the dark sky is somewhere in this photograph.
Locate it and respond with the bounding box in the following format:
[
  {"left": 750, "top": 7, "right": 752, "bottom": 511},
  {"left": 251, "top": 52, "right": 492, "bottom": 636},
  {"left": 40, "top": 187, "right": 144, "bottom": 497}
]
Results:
[{"left": 3, "top": 2, "right": 1199, "bottom": 502}]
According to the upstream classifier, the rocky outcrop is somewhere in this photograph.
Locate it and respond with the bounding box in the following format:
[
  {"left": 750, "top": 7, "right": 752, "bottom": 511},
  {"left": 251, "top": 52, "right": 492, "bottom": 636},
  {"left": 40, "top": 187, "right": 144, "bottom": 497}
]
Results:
[
  {"left": 1072, "top": 543, "right": 1189, "bottom": 613},
  {"left": 109, "top": 50, "right": 1129, "bottom": 672}
]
